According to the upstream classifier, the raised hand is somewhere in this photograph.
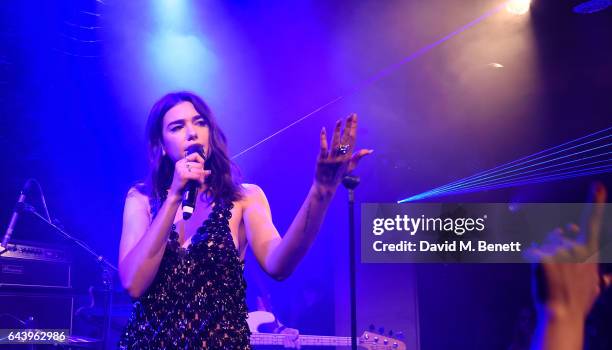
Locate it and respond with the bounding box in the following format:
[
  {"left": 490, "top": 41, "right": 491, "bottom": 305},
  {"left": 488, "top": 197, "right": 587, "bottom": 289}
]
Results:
[
  {"left": 315, "top": 113, "right": 373, "bottom": 191},
  {"left": 529, "top": 182, "right": 611, "bottom": 350}
]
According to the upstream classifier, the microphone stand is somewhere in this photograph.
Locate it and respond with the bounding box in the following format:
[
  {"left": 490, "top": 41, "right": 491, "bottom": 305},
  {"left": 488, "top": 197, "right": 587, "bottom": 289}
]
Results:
[
  {"left": 342, "top": 174, "right": 360, "bottom": 350},
  {"left": 21, "top": 204, "right": 117, "bottom": 350}
]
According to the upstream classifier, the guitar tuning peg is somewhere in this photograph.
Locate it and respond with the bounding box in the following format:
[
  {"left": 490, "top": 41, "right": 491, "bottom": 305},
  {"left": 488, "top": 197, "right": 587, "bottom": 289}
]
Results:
[
  {"left": 396, "top": 331, "right": 405, "bottom": 340},
  {"left": 369, "top": 324, "right": 375, "bottom": 331},
  {"left": 378, "top": 326, "right": 384, "bottom": 335},
  {"left": 388, "top": 329, "right": 394, "bottom": 336}
]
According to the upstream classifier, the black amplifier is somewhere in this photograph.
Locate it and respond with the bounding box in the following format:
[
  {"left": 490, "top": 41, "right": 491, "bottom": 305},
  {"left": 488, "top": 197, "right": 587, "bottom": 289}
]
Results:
[
  {"left": 0, "top": 241, "right": 74, "bottom": 333},
  {"left": 0, "top": 240, "right": 71, "bottom": 288}
]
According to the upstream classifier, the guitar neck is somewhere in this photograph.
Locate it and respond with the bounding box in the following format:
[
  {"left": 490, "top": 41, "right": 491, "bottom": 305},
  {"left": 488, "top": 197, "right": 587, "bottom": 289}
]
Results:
[{"left": 250, "top": 333, "right": 352, "bottom": 347}]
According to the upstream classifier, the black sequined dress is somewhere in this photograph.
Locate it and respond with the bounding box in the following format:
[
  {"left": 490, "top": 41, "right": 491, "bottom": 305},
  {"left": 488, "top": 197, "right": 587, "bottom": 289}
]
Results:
[{"left": 118, "top": 201, "right": 251, "bottom": 349}]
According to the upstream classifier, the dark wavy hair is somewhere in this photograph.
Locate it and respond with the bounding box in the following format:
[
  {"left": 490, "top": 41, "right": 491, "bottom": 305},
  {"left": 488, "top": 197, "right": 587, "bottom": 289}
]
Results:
[{"left": 136, "top": 91, "right": 243, "bottom": 216}]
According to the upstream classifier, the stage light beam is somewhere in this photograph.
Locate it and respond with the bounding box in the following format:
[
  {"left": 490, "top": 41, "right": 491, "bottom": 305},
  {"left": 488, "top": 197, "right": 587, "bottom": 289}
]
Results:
[{"left": 397, "top": 127, "right": 612, "bottom": 203}]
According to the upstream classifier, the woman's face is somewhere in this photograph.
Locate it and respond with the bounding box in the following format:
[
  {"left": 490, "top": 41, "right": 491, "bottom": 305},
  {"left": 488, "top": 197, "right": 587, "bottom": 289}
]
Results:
[{"left": 161, "top": 101, "right": 210, "bottom": 162}]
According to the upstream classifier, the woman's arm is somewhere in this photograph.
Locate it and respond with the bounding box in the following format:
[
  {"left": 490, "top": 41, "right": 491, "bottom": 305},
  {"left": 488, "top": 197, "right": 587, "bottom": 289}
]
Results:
[
  {"left": 118, "top": 189, "right": 181, "bottom": 298},
  {"left": 118, "top": 152, "right": 208, "bottom": 297},
  {"left": 244, "top": 114, "right": 372, "bottom": 280},
  {"left": 243, "top": 183, "right": 335, "bottom": 280}
]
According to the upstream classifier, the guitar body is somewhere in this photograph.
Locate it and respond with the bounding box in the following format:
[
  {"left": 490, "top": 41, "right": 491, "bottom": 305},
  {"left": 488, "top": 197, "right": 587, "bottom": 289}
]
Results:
[
  {"left": 246, "top": 311, "right": 406, "bottom": 349},
  {"left": 247, "top": 310, "right": 278, "bottom": 333}
]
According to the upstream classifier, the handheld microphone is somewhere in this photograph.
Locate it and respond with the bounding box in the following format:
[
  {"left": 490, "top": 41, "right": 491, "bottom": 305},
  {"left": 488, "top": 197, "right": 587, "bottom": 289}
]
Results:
[
  {"left": 2, "top": 179, "right": 32, "bottom": 248},
  {"left": 182, "top": 144, "right": 206, "bottom": 220}
]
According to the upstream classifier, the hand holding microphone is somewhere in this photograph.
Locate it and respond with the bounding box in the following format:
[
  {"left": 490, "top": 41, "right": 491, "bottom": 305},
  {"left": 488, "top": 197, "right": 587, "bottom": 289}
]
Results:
[{"left": 168, "top": 144, "right": 211, "bottom": 220}]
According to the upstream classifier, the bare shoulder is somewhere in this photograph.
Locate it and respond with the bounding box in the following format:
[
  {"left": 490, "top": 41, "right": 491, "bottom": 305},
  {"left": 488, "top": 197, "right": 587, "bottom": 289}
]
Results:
[
  {"left": 119, "top": 185, "right": 152, "bottom": 263},
  {"left": 125, "top": 185, "right": 152, "bottom": 218},
  {"left": 127, "top": 185, "right": 148, "bottom": 202},
  {"left": 239, "top": 183, "right": 269, "bottom": 208},
  {"left": 239, "top": 183, "right": 273, "bottom": 223},
  {"left": 240, "top": 183, "right": 265, "bottom": 199}
]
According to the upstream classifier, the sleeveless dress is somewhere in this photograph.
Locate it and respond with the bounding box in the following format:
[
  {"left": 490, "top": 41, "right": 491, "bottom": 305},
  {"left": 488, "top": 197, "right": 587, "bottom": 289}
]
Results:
[{"left": 118, "top": 200, "right": 251, "bottom": 349}]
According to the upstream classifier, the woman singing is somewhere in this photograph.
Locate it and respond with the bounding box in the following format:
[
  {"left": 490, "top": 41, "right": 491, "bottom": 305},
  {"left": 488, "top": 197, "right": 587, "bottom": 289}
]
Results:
[{"left": 117, "top": 91, "right": 371, "bottom": 349}]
